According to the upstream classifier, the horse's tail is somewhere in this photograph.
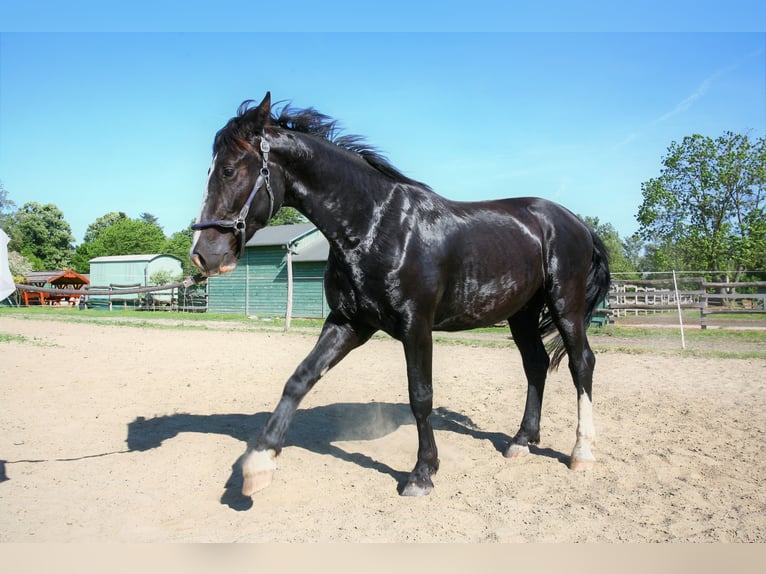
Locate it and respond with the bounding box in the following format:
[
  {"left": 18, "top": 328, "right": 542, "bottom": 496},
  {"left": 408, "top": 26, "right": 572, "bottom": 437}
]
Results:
[{"left": 540, "top": 227, "right": 611, "bottom": 371}]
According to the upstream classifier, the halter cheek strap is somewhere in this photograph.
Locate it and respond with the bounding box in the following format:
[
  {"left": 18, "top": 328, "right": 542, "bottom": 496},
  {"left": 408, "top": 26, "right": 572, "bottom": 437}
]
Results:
[{"left": 192, "top": 139, "right": 275, "bottom": 259}]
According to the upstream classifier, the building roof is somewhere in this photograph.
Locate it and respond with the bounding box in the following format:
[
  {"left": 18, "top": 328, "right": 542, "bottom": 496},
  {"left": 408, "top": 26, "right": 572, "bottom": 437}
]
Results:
[
  {"left": 244, "top": 223, "right": 330, "bottom": 263},
  {"left": 89, "top": 254, "right": 182, "bottom": 264},
  {"left": 244, "top": 223, "right": 317, "bottom": 247},
  {"left": 23, "top": 270, "right": 63, "bottom": 284},
  {"left": 293, "top": 239, "right": 330, "bottom": 262},
  {"left": 23, "top": 269, "right": 90, "bottom": 286}
]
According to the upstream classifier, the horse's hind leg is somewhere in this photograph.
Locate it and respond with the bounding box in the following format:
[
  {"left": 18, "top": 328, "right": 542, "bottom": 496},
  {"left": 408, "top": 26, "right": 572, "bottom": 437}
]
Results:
[
  {"left": 567, "top": 334, "right": 597, "bottom": 470},
  {"left": 505, "top": 299, "right": 550, "bottom": 459},
  {"left": 241, "top": 313, "right": 375, "bottom": 497},
  {"left": 547, "top": 294, "right": 597, "bottom": 470}
]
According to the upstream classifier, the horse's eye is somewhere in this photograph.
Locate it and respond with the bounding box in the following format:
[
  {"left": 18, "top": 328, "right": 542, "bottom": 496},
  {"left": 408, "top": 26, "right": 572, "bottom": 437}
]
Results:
[{"left": 222, "top": 167, "right": 236, "bottom": 178}]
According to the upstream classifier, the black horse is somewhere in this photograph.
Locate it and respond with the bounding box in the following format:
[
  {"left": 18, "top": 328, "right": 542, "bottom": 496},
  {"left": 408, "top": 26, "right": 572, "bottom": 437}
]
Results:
[{"left": 191, "top": 92, "right": 611, "bottom": 497}]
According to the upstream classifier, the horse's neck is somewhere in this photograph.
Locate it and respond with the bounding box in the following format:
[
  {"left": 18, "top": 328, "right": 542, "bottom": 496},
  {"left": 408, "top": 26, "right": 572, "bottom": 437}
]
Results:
[{"left": 278, "top": 135, "right": 393, "bottom": 249}]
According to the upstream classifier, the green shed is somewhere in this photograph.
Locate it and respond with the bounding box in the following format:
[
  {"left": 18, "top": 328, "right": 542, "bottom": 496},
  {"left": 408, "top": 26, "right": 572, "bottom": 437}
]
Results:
[
  {"left": 206, "top": 223, "right": 330, "bottom": 319},
  {"left": 88, "top": 253, "right": 183, "bottom": 306}
]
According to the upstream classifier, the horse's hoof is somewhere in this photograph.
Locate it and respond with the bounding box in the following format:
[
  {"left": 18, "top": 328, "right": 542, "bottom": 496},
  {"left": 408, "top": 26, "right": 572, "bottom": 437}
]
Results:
[
  {"left": 569, "top": 457, "right": 596, "bottom": 471},
  {"left": 241, "top": 449, "right": 277, "bottom": 497},
  {"left": 570, "top": 440, "right": 596, "bottom": 471},
  {"left": 242, "top": 469, "right": 275, "bottom": 496},
  {"left": 503, "top": 443, "right": 530, "bottom": 458},
  {"left": 400, "top": 480, "right": 433, "bottom": 497}
]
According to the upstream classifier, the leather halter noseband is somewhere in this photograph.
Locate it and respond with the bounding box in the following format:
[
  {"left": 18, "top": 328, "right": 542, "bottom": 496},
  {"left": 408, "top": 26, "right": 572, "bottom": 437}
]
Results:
[{"left": 192, "top": 139, "right": 275, "bottom": 259}]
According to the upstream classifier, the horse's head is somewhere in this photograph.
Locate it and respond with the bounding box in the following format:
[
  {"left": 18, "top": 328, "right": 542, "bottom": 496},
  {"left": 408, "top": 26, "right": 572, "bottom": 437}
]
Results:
[{"left": 191, "top": 92, "right": 284, "bottom": 276}]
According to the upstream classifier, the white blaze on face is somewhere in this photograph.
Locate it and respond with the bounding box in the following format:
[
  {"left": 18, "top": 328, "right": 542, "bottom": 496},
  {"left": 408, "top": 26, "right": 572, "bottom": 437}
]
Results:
[{"left": 190, "top": 154, "right": 217, "bottom": 256}]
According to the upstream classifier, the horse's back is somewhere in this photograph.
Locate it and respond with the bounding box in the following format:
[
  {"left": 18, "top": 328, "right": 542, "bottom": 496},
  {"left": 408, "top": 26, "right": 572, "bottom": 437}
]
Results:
[
  {"left": 475, "top": 196, "right": 595, "bottom": 266},
  {"left": 441, "top": 195, "right": 591, "bottom": 264},
  {"left": 430, "top": 196, "right": 594, "bottom": 330}
]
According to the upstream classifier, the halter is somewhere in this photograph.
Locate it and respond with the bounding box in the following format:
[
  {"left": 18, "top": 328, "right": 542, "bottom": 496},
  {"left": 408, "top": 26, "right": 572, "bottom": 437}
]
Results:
[{"left": 192, "top": 138, "right": 275, "bottom": 259}]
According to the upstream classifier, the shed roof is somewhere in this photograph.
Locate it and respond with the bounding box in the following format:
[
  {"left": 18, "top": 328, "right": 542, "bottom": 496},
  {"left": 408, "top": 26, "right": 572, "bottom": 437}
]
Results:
[
  {"left": 245, "top": 223, "right": 317, "bottom": 247},
  {"left": 245, "top": 223, "right": 330, "bottom": 263},
  {"left": 293, "top": 239, "right": 330, "bottom": 263},
  {"left": 89, "top": 254, "right": 182, "bottom": 264}
]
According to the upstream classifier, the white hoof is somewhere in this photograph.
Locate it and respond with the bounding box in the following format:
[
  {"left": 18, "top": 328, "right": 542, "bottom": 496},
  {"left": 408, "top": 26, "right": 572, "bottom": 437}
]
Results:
[
  {"left": 503, "top": 443, "right": 531, "bottom": 459},
  {"left": 570, "top": 441, "right": 596, "bottom": 471},
  {"left": 241, "top": 449, "right": 277, "bottom": 497},
  {"left": 569, "top": 457, "right": 596, "bottom": 471}
]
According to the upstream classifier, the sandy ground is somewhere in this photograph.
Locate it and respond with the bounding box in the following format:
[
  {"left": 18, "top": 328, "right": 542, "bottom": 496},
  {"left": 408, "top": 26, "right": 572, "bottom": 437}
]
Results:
[{"left": 0, "top": 314, "right": 764, "bottom": 542}]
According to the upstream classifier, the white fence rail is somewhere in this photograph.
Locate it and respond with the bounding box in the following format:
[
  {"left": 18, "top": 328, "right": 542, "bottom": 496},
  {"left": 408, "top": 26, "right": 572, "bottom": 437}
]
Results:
[{"left": 607, "top": 276, "right": 766, "bottom": 329}]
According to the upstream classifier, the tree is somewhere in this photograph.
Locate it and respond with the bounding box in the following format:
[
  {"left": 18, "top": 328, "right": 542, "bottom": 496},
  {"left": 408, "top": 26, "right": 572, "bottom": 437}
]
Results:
[
  {"left": 83, "top": 211, "right": 127, "bottom": 243},
  {"left": 85, "top": 218, "right": 166, "bottom": 259},
  {"left": 149, "top": 269, "right": 183, "bottom": 286},
  {"left": 8, "top": 251, "right": 33, "bottom": 278},
  {"left": 139, "top": 212, "right": 162, "bottom": 230},
  {"left": 72, "top": 212, "right": 131, "bottom": 273},
  {"left": 269, "top": 206, "right": 308, "bottom": 226},
  {"left": 71, "top": 242, "right": 96, "bottom": 274},
  {"left": 579, "top": 216, "right": 635, "bottom": 274},
  {"left": 637, "top": 132, "right": 765, "bottom": 280},
  {"left": 639, "top": 239, "right": 687, "bottom": 273},
  {"left": 162, "top": 220, "right": 195, "bottom": 275},
  {"left": 622, "top": 233, "right": 646, "bottom": 272},
  {"left": 10, "top": 202, "right": 75, "bottom": 270},
  {"left": 0, "top": 181, "right": 16, "bottom": 232}
]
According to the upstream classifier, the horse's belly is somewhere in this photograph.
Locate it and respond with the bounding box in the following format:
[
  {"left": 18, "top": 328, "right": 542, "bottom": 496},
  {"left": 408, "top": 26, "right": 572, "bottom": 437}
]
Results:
[{"left": 433, "top": 276, "right": 537, "bottom": 331}]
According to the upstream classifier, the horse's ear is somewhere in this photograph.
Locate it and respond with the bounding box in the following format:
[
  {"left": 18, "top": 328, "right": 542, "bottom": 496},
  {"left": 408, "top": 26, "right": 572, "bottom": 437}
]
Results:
[{"left": 247, "top": 91, "right": 271, "bottom": 128}]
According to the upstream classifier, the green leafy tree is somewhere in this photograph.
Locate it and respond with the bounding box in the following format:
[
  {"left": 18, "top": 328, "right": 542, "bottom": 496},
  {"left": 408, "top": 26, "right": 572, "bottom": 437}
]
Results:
[
  {"left": 162, "top": 220, "right": 195, "bottom": 275},
  {"left": 0, "top": 181, "right": 16, "bottom": 232},
  {"left": 637, "top": 132, "right": 765, "bottom": 280},
  {"left": 8, "top": 251, "right": 33, "bottom": 278},
  {"left": 579, "top": 216, "right": 635, "bottom": 274},
  {"left": 10, "top": 202, "right": 74, "bottom": 270},
  {"left": 71, "top": 242, "right": 96, "bottom": 274},
  {"left": 71, "top": 240, "right": 89, "bottom": 273},
  {"left": 83, "top": 211, "right": 127, "bottom": 243},
  {"left": 622, "top": 233, "right": 646, "bottom": 272},
  {"left": 640, "top": 239, "right": 687, "bottom": 273},
  {"left": 72, "top": 212, "right": 130, "bottom": 273},
  {"left": 269, "top": 206, "right": 308, "bottom": 226},
  {"left": 139, "top": 212, "right": 162, "bottom": 230},
  {"left": 85, "top": 218, "right": 166, "bottom": 259},
  {"left": 149, "top": 269, "right": 183, "bottom": 285}
]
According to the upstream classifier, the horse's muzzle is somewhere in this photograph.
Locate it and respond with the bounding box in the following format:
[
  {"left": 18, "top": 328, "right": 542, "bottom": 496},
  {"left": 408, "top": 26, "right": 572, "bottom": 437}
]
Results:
[
  {"left": 190, "top": 231, "right": 240, "bottom": 276},
  {"left": 190, "top": 251, "right": 239, "bottom": 277}
]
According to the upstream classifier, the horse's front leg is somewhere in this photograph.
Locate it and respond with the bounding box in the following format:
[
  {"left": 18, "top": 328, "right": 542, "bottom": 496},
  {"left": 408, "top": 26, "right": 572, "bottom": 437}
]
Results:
[
  {"left": 241, "top": 314, "right": 375, "bottom": 497},
  {"left": 400, "top": 327, "right": 440, "bottom": 496}
]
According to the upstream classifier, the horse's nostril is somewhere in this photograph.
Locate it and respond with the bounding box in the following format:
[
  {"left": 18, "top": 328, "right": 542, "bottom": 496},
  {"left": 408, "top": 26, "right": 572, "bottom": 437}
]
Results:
[{"left": 191, "top": 252, "right": 206, "bottom": 272}]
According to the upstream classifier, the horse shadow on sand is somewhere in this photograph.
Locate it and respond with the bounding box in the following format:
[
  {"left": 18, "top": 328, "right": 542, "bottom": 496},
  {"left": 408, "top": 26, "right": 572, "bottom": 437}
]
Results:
[{"left": 126, "top": 403, "right": 567, "bottom": 510}]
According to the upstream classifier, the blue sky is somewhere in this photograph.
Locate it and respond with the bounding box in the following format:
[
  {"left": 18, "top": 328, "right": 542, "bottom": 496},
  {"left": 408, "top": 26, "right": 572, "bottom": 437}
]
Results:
[{"left": 1, "top": 4, "right": 765, "bottom": 245}]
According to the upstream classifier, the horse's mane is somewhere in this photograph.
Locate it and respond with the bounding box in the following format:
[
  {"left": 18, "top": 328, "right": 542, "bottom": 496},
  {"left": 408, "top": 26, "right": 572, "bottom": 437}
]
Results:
[{"left": 227, "top": 100, "right": 429, "bottom": 190}]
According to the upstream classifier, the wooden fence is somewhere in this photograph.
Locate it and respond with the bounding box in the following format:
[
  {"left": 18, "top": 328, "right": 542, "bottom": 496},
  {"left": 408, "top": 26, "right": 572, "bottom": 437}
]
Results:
[
  {"left": 8, "top": 279, "right": 208, "bottom": 313},
  {"left": 608, "top": 277, "right": 766, "bottom": 329}
]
